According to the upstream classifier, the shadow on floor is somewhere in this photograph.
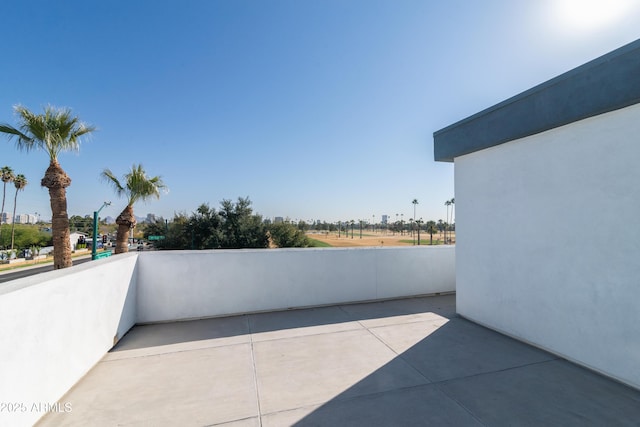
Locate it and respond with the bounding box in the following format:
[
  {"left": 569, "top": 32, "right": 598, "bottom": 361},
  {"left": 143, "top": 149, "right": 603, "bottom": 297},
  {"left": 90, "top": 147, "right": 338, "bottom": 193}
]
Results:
[{"left": 287, "top": 318, "right": 640, "bottom": 426}]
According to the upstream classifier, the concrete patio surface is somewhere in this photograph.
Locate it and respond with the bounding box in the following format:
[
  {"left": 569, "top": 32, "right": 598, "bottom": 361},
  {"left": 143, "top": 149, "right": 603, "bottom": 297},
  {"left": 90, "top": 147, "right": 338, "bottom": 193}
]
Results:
[{"left": 38, "top": 294, "right": 640, "bottom": 426}]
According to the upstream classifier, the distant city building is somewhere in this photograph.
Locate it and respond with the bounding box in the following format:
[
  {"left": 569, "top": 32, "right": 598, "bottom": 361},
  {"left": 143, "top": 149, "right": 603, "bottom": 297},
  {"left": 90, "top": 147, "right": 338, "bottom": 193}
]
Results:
[
  {"left": 13, "top": 213, "right": 38, "bottom": 224},
  {"left": 381, "top": 214, "right": 388, "bottom": 224},
  {"left": 1, "top": 213, "right": 12, "bottom": 224},
  {"left": 274, "top": 217, "right": 284, "bottom": 224}
]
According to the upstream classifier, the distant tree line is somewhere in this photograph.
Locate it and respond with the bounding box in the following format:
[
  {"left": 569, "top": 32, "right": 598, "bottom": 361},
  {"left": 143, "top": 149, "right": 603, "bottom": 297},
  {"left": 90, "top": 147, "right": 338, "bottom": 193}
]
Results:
[
  {"left": 0, "top": 224, "right": 51, "bottom": 253},
  {"left": 143, "top": 197, "right": 310, "bottom": 250}
]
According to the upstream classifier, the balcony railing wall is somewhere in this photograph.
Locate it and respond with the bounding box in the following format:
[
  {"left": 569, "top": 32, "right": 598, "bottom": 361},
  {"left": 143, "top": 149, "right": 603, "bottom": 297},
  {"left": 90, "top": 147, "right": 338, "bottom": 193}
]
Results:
[
  {"left": 136, "top": 246, "right": 456, "bottom": 323},
  {"left": 0, "top": 253, "right": 138, "bottom": 427}
]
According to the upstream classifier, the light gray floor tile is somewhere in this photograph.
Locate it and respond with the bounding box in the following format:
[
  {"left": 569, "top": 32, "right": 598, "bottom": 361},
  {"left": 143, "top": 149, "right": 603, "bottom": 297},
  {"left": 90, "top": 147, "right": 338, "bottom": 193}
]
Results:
[
  {"left": 39, "top": 344, "right": 258, "bottom": 427},
  {"left": 399, "top": 318, "right": 556, "bottom": 382},
  {"left": 339, "top": 294, "right": 457, "bottom": 325},
  {"left": 368, "top": 318, "right": 451, "bottom": 353},
  {"left": 262, "top": 384, "right": 483, "bottom": 427},
  {"left": 249, "top": 306, "right": 362, "bottom": 342},
  {"left": 205, "top": 417, "right": 261, "bottom": 427},
  {"left": 105, "top": 315, "right": 250, "bottom": 360},
  {"left": 439, "top": 359, "right": 640, "bottom": 427},
  {"left": 253, "top": 329, "right": 429, "bottom": 413}
]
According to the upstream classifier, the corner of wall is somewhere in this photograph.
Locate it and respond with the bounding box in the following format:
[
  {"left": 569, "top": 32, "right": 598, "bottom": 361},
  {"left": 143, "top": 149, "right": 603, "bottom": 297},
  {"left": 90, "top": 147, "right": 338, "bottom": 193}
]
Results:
[{"left": 114, "top": 255, "right": 140, "bottom": 343}]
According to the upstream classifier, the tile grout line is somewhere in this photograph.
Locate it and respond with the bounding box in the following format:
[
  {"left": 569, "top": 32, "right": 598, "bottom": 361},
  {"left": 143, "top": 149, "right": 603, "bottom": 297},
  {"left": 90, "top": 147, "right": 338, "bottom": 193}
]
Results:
[
  {"left": 432, "top": 382, "right": 489, "bottom": 427},
  {"left": 341, "top": 309, "right": 487, "bottom": 426},
  {"left": 246, "top": 314, "right": 264, "bottom": 427},
  {"left": 339, "top": 304, "right": 438, "bottom": 386},
  {"left": 432, "top": 357, "right": 560, "bottom": 386},
  {"left": 101, "top": 337, "right": 255, "bottom": 362}
]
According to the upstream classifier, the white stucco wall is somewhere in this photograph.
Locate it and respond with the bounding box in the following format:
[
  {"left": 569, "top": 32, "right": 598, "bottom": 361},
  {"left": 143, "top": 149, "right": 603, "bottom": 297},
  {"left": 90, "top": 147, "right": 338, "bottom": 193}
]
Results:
[
  {"left": 0, "top": 254, "right": 138, "bottom": 427},
  {"left": 455, "top": 102, "right": 640, "bottom": 389},
  {"left": 136, "top": 246, "right": 455, "bottom": 323}
]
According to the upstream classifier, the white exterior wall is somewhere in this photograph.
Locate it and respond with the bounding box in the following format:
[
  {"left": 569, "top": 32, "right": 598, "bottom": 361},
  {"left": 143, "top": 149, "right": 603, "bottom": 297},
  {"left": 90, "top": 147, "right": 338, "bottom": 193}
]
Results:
[
  {"left": 136, "top": 246, "right": 455, "bottom": 323},
  {"left": 455, "top": 103, "right": 640, "bottom": 389},
  {"left": 0, "top": 254, "right": 138, "bottom": 427}
]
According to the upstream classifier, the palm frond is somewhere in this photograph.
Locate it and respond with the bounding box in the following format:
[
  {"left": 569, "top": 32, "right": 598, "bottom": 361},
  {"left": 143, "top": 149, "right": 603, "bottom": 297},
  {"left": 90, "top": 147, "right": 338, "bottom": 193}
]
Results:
[
  {"left": 102, "top": 164, "right": 166, "bottom": 207},
  {"left": 0, "top": 122, "right": 36, "bottom": 150},
  {"left": 100, "top": 168, "right": 126, "bottom": 198},
  {"left": 13, "top": 174, "right": 27, "bottom": 190},
  {"left": 5, "top": 105, "right": 96, "bottom": 161},
  {"left": 1, "top": 166, "right": 15, "bottom": 183}
]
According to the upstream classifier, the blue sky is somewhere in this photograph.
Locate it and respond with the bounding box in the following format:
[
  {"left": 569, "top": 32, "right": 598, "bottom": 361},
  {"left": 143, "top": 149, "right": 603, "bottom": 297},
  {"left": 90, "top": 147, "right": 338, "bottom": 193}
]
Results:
[{"left": 2, "top": 0, "right": 640, "bottom": 224}]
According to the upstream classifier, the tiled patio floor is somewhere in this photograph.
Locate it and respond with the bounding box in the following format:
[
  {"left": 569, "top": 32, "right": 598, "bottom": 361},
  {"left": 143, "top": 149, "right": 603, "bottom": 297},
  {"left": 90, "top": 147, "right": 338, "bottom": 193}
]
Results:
[{"left": 38, "top": 294, "right": 640, "bottom": 426}]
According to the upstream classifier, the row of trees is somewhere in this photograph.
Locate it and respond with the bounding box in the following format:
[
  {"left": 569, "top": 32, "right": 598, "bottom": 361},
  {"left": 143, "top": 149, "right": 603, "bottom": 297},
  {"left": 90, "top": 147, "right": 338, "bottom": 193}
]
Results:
[
  {"left": 0, "top": 105, "right": 165, "bottom": 269},
  {"left": 285, "top": 218, "right": 454, "bottom": 236},
  {"left": 143, "top": 197, "right": 310, "bottom": 250},
  {"left": 0, "top": 166, "right": 29, "bottom": 251},
  {"left": 0, "top": 224, "right": 51, "bottom": 254}
]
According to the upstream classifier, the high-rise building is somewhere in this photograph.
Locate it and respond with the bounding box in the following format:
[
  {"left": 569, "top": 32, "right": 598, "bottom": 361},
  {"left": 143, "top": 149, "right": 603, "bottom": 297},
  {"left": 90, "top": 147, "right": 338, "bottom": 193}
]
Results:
[
  {"left": 381, "top": 214, "right": 388, "bottom": 224},
  {"left": 1, "top": 213, "right": 12, "bottom": 224}
]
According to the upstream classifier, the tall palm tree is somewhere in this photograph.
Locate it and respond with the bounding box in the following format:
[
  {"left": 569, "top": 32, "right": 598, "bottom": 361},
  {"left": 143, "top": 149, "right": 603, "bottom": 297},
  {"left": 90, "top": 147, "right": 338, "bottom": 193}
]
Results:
[
  {"left": 444, "top": 200, "right": 451, "bottom": 243},
  {"left": 450, "top": 198, "right": 455, "bottom": 242},
  {"left": 449, "top": 198, "right": 456, "bottom": 234},
  {"left": 0, "top": 166, "right": 15, "bottom": 245},
  {"left": 412, "top": 199, "right": 418, "bottom": 237},
  {"left": 0, "top": 105, "right": 95, "bottom": 269},
  {"left": 415, "top": 218, "right": 423, "bottom": 245},
  {"left": 101, "top": 164, "right": 166, "bottom": 254},
  {"left": 426, "top": 220, "right": 437, "bottom": 245},
  {"left": 10, "top": 174, "right": 27, "bottom": 250}
]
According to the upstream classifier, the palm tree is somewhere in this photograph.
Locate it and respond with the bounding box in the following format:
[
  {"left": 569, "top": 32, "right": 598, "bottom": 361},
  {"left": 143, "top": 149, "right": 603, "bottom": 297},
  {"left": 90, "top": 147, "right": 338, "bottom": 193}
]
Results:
[
  {"left": 101, "top": 164, "right": 166, "bottom": 254},
  {"left": 444, "top": 200, "right": 452, "bottom": 244},
  {"left": 412, "top": 199, "right": 418, "bottom": 237},
  {"left": 426, "top": 220, "right": 437, "bottom": 245},
  {"left": 0, "top": 166, "right": 15, "bottom": 245},
  {"left": 0, "top": 105, "right": 95, "bottom": 269},
  {"left": 10, "top": 174, "right": 27, "bottom": 250},
  {"left": 450, "top": 198, "right": 455, "bottom": 242}
]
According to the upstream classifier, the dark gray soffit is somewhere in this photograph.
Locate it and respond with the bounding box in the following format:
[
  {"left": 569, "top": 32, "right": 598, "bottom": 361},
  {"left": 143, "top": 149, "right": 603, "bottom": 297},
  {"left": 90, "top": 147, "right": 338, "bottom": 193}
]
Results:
[{"left": 433, "top": 39, "right": 640, "bottom": 162}]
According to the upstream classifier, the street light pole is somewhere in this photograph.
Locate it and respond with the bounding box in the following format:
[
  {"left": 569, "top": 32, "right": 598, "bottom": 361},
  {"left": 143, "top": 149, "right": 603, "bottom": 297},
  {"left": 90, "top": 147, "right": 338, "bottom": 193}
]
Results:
[{"left": 92, "top": 201, "right": 111, "bottom": 260}]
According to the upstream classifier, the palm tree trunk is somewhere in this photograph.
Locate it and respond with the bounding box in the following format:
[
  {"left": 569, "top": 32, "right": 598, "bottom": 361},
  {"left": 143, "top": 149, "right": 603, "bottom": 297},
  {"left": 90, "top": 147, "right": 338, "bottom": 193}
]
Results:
[
  {"left": 0, "top": 182, "right": 6, "bottom": 244},
  {"left": 10, "top": 188, "right": 18, "bottom": 250},
  {"left": 115, "top": 205, "right": 136, "bottom": 254},
  {"left": 41, "top": 161, "right": 72, "bottom": 269}
]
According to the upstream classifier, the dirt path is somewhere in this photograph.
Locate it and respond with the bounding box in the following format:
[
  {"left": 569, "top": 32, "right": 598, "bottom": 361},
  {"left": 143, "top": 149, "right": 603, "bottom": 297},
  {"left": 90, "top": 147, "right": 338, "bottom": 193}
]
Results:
[{"left": 307, "top": 231, "right": 454, "bottom": 247}]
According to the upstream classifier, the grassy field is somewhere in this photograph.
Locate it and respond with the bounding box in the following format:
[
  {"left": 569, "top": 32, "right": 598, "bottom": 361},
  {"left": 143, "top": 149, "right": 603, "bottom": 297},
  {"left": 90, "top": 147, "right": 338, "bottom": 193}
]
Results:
[
  {"left": 307, "top": 238, "right": 333, "bottom": 247},
  {"left": 398, "top": 239, "right": 443, "bottom": 245}
]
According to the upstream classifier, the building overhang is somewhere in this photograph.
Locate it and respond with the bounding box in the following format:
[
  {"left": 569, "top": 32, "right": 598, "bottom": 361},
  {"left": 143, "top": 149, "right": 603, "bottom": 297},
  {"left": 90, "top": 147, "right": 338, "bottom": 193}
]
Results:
[{"left": 433, "top": 39, "right": 640, "bottom": 162}]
